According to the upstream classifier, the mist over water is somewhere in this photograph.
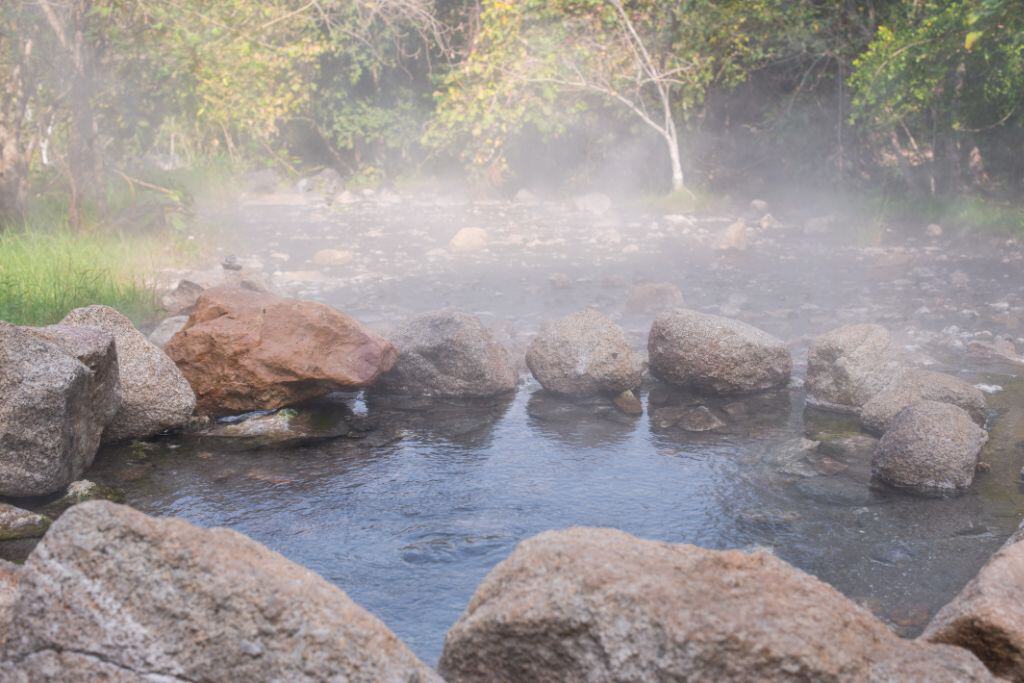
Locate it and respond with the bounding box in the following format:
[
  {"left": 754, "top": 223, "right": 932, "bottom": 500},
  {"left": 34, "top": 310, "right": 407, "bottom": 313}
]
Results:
[{"left": 82, "top": 189, "right": 1024, "bottom": 662}]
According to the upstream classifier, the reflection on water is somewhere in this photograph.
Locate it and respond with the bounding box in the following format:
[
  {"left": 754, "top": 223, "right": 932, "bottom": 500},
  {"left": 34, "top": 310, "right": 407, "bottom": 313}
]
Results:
[{"left": 80, "top": 375, "right": 1024, "bottom": 664}]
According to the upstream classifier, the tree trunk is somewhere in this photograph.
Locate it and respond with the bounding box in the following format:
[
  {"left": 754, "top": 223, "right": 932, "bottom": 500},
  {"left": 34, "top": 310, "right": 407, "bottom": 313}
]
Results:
[
  {"left": 0, "top": 31, "right": 34, "bottom": 226},
  {"left": 664, "top": 115, "right": 684, "bottom": 191}
]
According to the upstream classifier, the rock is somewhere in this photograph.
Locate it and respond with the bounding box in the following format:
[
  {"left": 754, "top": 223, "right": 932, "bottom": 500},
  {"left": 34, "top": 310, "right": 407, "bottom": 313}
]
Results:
[
  {"left": 380, "top": 310, "right": 517, "bottom": 398},
  {"left": 147, "top": 315, "right": 188, "bottom": 349},
  {"left": 43, "top": 480, "right": 124, "bottom": 515},
  {"left": 297, "top": 167, "right": 343, "bottom": 195},
  {"left": 806, "top": 324, "right": 901, "bottom": 413},
  {"left": 61, "top": 305, "right": 196, "bottom": 441},
  {"left": 526, "top": 309, "right": 642, "bottom": 396},
  {"left": 0, "top": 504, "right": 50, "bottom": 541},
  {"left": 860, "top": 369, "right": 986, "bottom": 434},
  {"left": 548, "top": 272, "right": 572, "bottom": 290},
  {"left": 872, "top": 401, "right": 988, "bottom": 493},
  {"left": 0, "top": 560, "right": 20, "bottom": 649},
  {"left": 0, "top": 323, "right": 120, "bottom": 497},
  {"left": 759, "top": 213, "right": 784, "bottom": 230},
  {"left": 648, "top": 309, "right": 792, "bottom": 395},
  {"left": 750, "top": 199, "right": 768, "bottom": 212},
  {"left": 192, "top": 407, "right": 353, "bottom": 450},
  {"left": 716, "top": 219, "right": 749, "bottom": 251},
  {"left": 159, "top": 279, "right": 204, "bottom": 314},
  {"left": 612, "top": 390, "right": 643, "bottom": 416},
  {"left": 572, "top": 192, "right": 611, "bottom": 215},
  {"left": 513, "top": 188, "right": 537, "bottom": 204},
  {"left": 312, "top": 248, "right": 354, "bottom": 266},
  {"left": 165, "top": 286, "right": 397, "bottom": 415},
  {"left": 651, "top": 405, "right": 725, "bottom": 431},
  {"left": 449, "top": 227, "right": 489, "bottom": 253},
  {"left": 334, "top": 189, "right": 359, "bottom": 205},
  {"left": 924, "top": 528, "right": 1024, "bottom": 681},
  {"left": 624, "top": 282, "right": 684, "bottom": 315},
  {"left": 438, "top": 527, "right": 993, "bottom": 682},
  {"left": 0, "top": 501, "right": 440, "bottom": 682},
  {"left": 927, "top": 223, "right": 944, "bottom": 237}
]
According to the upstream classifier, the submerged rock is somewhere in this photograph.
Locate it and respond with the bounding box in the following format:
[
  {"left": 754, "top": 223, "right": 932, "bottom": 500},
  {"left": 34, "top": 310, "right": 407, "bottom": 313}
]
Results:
[
  {"left": 612, "top": 390, "right": 644, "bottom": 416},
  {"left": 380, "top": 310, "right": 517, "bottom": 398},
  {"left": 860, "top": 369, "right": 986, "bottom": 434},
  {"left": 624, "top": 282, "right": 684, "bottom": 315},
  {"left": 438, "top": 527, "right": 993, "bottom": 682},
  {"left": 526, "top": 309, "right": 642, "bottom": 396},
  {"left": 924, "top": 528, "right": 1024, "bottom": 681},
  {"left": 0, "top": 501, "right": 440, "bottom": 682},
  {"left": 806, "top": 323, "right": 901, "bottom": 413},
  {"left": 651, "top": 405, "right": 725, "bottom": 431},
  {"left": 165, "top": 286, "right": 396, "bottom": 416},
  {"left": 0, "top": 323, "right": 120, "bottom": 497},
  {"left": 872, "top": 401, "right": 988, "bottom": 493},
  {"left": 192, "top": 407, "right": 353, "bottom": 450},
  {"left": 61, "top": 305, "right": 196, "bottom": 441},
  {"left": 0, "top": 504, "right": 50, "bottom": 541},
  {"left": 648, "top": 309, "right": 792, "bottom": 395}
]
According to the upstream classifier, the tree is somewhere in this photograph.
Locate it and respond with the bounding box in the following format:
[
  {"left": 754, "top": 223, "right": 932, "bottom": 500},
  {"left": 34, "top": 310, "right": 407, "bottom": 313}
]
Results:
[{"left": 428, "top": 0, "right": 786, "bottom": 191}]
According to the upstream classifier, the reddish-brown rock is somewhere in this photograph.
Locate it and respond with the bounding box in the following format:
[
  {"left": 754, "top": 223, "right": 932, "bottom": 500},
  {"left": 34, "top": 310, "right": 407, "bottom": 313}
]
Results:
[{"left": 165, "top": 286, "right": 397, "bottom": 415}]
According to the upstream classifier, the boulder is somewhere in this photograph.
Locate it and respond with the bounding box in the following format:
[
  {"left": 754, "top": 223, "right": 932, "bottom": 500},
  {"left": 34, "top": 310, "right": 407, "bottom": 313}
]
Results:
[
  {"left": 0, "top": 323, "right": 120, "bottom": 497},
  {"left": 449, "top": 227, "right": 489, "bottom": 253},
  {"left": 159, "top": 279, "right": 204, "bottom": 315},
  {"left": 924, "top": 528, "right": 1024, "bottom": 681},
  {"left": 716, "top": 219, "right": 749, "bottom": 251},
  {"left": 0, "top": 560, "right": 20, "bottom": 649},
  {"left": 0, "top": 501, "right": 440, "bottom": 682},
  {"left": 0, "top": 504, "right": 50, "bottom": 541},
  {"left": 872, "top": 401, "right": 988, "bottom": 493},
  {"left": 438, "top": 527, "right": 993, "bottom": 682},
  {"left": 380, "top": 310, "right": 517, "bottom": 398},
  {"left": 648, "top": 309, "right": 792, "bottom": 395},
  {"left": 806, "top": 324, "right": 901, "bottom": 412},
  {"left": 61, "top": 305, "right": 196, "bottom": 441},
  {"left": 624, "top": 282, "right": 684, "bottom": 315},
  {"left": 313, "top": 248, "right": 354, "bottom": 266},
  {"left": 526, "top": 309, "right": 642, "bottom": 396},
  {"left": 860, "top": 369, "right": 986, "bottom": 434},
  {"left": 165, "top": 286, "right": 397, "bottom": 415}
]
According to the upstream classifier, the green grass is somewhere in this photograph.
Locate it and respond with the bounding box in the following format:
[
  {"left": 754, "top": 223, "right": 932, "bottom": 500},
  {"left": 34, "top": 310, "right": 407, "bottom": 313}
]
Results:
[
  {"left": 0, "top": 229, "right": 161, "bottom": 327},
  {"left": 872, "top": 193, "right": 1024, "bottom": 235}
]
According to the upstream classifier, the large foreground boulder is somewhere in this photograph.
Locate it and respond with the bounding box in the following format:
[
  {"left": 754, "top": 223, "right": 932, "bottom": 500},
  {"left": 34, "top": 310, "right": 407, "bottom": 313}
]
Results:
[
  {"left": 924, "top": 529, "right": 1024, "bottom": 681},
  {"left": 860, "top": 368, "right": 986, "bottom": 434},
  {"left": 61, "top": 305, "right": 195, "bottom": 441},
  {"left": 526, "top": 309, "right": 641, "bottom": 396},
  {"left": 0, "top": 501, "right": 440, "bottom": 682},
  {"left": 872, "top": 401, "right": 988, "bottom": 493},
  {"left": 806, "top": 324, "right": 900, "bottom": 413},
  {"left": 439, "top": 527, "right": 992, "bottom": 682},
  {"left": 648, "top": 309, "right": 792, "bottom": 394},
  {"left": 381, "top": 310, "right": 517, "bottom": 398},
  {"left": 165, "top": 286, "right": 397, "bottom": 415},
  {"left": 0, "top": 323, "right": 120, "bottom": 497},
  {"left": 0, "top": 560, "right": 20, "bottom": 649}
]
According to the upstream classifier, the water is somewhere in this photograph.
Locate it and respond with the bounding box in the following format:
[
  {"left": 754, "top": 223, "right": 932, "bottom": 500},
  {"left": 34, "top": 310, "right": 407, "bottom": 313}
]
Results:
[{"left": 25, "top": 193, "right": 1024, "bottom": 663}]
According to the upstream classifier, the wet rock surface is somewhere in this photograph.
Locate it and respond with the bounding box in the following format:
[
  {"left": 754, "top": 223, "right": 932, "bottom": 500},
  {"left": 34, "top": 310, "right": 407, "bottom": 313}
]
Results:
[
  {"left": 165, "top": 286, "right": 397, "bottom": 415},
  {"left": 873, "top": 401, "right": 988, "bottom": 493},
  {"left": 438, "top": 527, "right": 993, "bottom": 682},
  {"left": 924, "top": 528, "right": 1024, "bottom": 681},
  {"left": 860, "top": 368, "right": 987, "bottom": 434},
  {"left": 0, "top": 323, "right": 120, "bottom": 497},
  {"left": 0, "top": 504, "right": 50, "bottom": 541},
  {"left": 526, "top": 308, "right": 641, "bottom": 396},
  {"left": 0, "top": 501, "right": 441, "bottom": 682},
  {"left": 648, "top": 309, "right": 792, "bottom": 394},
  {"left": 60, "top": 305, "right": 195, "bottom": 441},
  {"left": 807, "top": 324, "right": 902, "bottom": 413},
  {"left": 380, "top": 310, "right": 517, "bottom": 398}
]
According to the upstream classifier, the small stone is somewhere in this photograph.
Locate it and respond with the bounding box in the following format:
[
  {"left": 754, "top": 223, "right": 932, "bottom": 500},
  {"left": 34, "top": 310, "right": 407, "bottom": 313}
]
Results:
[
  {"left": 0, "top": 503, "right": 50, "bottom": 541},
  {"left": 750, "top": 199, "right": 768, "bottom": 212},
  {"left": 716, "top": 219, "right": 748, "bottom": 251},
  {"left": 677, "top": 406, "right": 725, "bottom": 432},
  {"left": 613, "top": 390, "right": 643, "bottom": 416},
  {"left": 449, "top": 227, "right": 489, "bottom": 253},
  {"left": 625, "top": 282, "right": 684, "bottom": 315},
  {"left": 147, "top": 315, "right": 188, "bottom": 349},
  {"left": 548, "top": 273, "right": 572, "bottom": 289},
  {"left": 926, "top": 223, "right": 944, "bottom": 237}
]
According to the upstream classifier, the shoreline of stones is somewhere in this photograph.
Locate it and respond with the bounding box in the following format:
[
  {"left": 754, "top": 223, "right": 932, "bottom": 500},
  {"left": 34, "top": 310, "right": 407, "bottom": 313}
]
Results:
[{"left": 0, "top": 280, "right": 1017, "bottom": 681}]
